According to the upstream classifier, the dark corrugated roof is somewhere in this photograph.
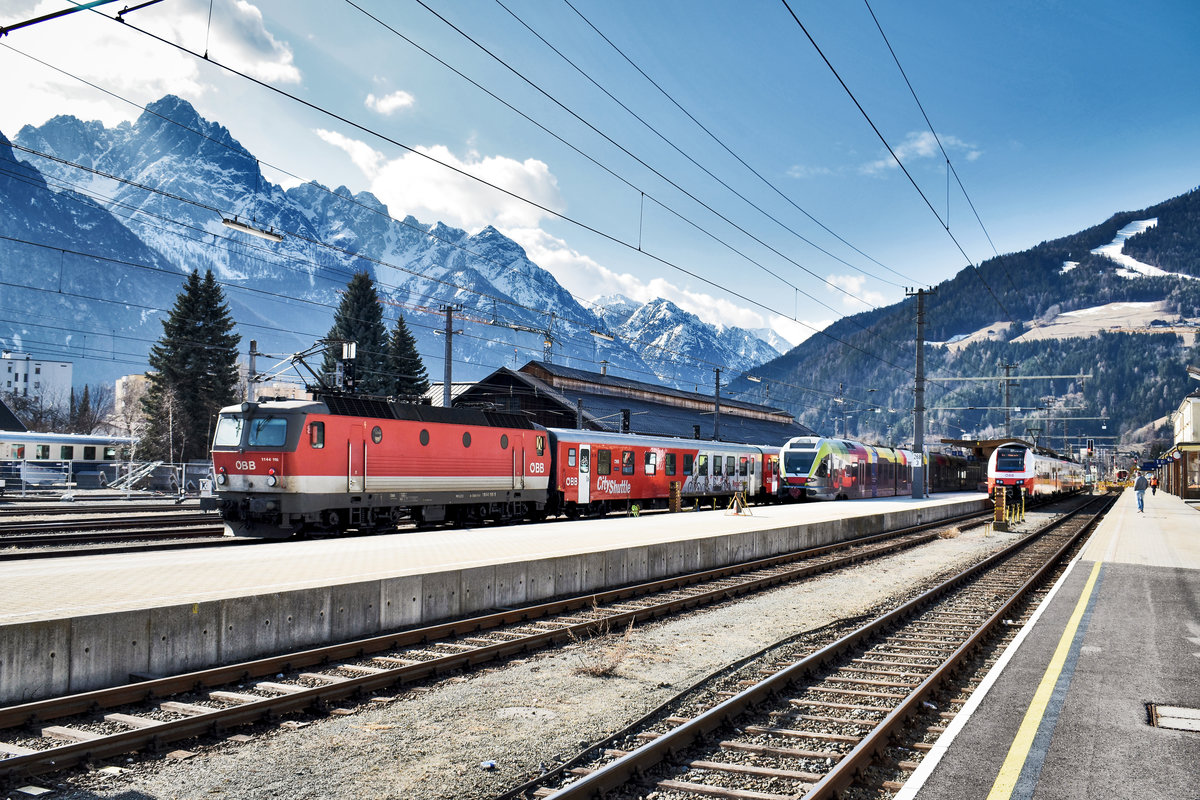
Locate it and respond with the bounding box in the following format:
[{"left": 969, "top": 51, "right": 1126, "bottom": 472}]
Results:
[
  {"left": 527, "top": 361, "right": 791, "bottom": 417},
  {"left": 511, "top": 363, "right": 813, "bottom": 445},
  {"left": 565, "top": 387, "right": 812, "bottom": 444},
  {"left": 0, "top": 397, "right": 26, "bottom": 432}
]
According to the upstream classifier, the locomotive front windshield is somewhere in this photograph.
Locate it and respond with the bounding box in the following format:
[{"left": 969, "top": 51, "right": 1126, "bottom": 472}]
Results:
[
  {"left": 784, "top": 451, "right": 817, "bottom": 475},
  {"left": 213, "top": 415, "right": 244, "bottom": 448},
  {"left": 212, "top": 414, "right": 290, "bottom": 448},
  {"left": 247, "top": 416, "right": 288, "bottom": 447},
  {"left": 995, "top": 447, "right": 1027, "bottom": 472}
]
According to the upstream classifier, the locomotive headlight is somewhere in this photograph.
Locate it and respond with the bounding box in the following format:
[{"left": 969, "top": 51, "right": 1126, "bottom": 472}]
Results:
[
  {"left": 266, "top": 467, "right": 278, "bottom": 487},
  {"left": 216, "top": 467, "right": 227, "bottom": 486}
]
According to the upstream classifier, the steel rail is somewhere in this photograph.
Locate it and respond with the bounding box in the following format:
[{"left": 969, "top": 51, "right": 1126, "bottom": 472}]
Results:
[
  {"left": 0, "top": 509, "right": 986, "bottom": 780},
  {"left": 0, "top": 502, "right": 204, "bottom": 518},
  {"left": 542, "top": 494, "right": 1112, "bottom": 799},
  {"left": 0, "top": 513, "right": 217, "bottom": 534}
]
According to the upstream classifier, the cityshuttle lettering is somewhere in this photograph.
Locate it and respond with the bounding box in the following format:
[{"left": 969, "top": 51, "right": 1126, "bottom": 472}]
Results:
[{"left": 596, "top": 477, "right": 632, "bottom": 494}]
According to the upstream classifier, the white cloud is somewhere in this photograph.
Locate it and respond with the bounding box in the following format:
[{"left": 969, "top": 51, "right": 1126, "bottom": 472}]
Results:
[
  {"left": 861, "top": 131, "right": 981, "bottom": 175},
  {"left": 827, "top": 273, "right": 887, "bottom": 309},
  {"left": 0, "top": 0, "right": 297, "bottom": 134},
  {"left": 217, "top": 1, "right": 301, "bottom": 84},
  {"left": 315, "top": 129, "right": 385, "bottom": 177},
  {"left": 787, "top": 164, "right": 835, "bottom": 179},
  {"left": 507, "top": 227, "right": 806, "bottom": 337},
  {"left": 365, "top": 90, "right": 415, "bottom": 115},
  {"left": 769, "top": 315, "right": 828, "bottom": 347},
  {"left": 316, "top": 131, "right": 564, "bottom": 230}
]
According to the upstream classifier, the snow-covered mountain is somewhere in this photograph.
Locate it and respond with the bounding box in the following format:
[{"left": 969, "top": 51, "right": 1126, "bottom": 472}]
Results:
[
  {"left": 1, "top": 96, "right": 782, "bottom": 391},
  {"left": 590, "top": 297, "right": 781, "bottom": 385}
]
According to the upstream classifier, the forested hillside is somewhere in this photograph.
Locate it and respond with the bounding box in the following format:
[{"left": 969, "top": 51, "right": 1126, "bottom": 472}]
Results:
[{"left": 735, "top": 186, "right": 1200, "bottom": 452}]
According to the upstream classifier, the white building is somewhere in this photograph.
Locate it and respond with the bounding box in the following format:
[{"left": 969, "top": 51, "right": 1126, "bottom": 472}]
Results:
[
  {"left": 1173, "top": 391, "right": 1200, "bottom": 445},
  {"left": 2, "top": 351, "right": 72, "bottom": 404}
]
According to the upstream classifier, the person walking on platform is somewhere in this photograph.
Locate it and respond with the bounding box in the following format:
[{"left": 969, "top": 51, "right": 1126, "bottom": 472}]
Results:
[
  {"left": 1134, "top": 472, "right": 1148, "bottom": 512},
  {"left": 1150, "top": 474, "right": 1158, "bottom": 495}
]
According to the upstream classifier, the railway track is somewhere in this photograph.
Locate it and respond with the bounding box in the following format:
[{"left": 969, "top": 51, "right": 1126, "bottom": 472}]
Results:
[
  {"left": 0, "top": 508, "right": 990, "bottom": 784},
  {"left": 0, "top": 513, "right": 224, "bottom": 551},
  {"left": 525, "top": 493, "right": 1113, "bottom": 800},
  {"left": 0, "top": 502, "right": 203, "bottom": 519}
]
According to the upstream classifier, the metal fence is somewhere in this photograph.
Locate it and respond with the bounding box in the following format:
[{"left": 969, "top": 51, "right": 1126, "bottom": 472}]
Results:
[{"left": 0, "top": 460, "right": 214, "bottom": 498}]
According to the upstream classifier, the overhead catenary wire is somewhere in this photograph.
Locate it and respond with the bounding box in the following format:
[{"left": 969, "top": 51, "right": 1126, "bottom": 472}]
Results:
[
  {"left": 4, "top": 6, "right": 984, "bottom": 424},
  {"left": 342, "top": 0, "right": 900, "bottom": 342},
  {"left": 496, "top": 0, "right": 908, "bottom": 292},
  {"left": 861, "top": 0, "right": 1017, "bottom": 294},
  {"left": 778, "top": 0, "right": 1014, "bottom": 324},
  {"left": 559, "top": 0, "right": 914, "bottom": 287},
  {"left": 1, "top": 28, "right": 921, "bottom": 383}
]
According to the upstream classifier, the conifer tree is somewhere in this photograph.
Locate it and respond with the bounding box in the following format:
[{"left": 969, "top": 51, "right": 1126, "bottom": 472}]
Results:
[
  {"left": 322, "top": 271, "right": 389, "bottom": 395},
  {"left": 387, "top": 313, "right": 430, "bottom": 399},
  {"left": 142, "top": 270, "right": 240, "bottom": 461}
]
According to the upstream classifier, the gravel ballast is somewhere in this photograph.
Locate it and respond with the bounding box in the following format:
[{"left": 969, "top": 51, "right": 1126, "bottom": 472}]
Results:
[{"left": 25, "top": 525, "right": 1023, "bottom": 800}]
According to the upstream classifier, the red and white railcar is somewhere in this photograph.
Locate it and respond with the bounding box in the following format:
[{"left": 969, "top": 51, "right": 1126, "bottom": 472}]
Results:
[
  {"left": 210, "top": 396, "right": 552, "bottom": 537},
  {"left": 986, "top": 442, "right": 1084, "bottom": 499}
]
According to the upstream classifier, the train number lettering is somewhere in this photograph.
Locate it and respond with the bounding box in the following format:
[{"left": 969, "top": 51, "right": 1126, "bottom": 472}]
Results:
[
  {"left": 528, "top": 462, "right": 546, "bottom": 473},
  {"left": 235, "top": 460, "right": 257, "bottom": 471}
]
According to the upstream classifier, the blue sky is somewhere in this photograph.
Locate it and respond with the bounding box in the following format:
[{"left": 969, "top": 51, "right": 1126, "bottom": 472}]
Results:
[{"left": 2, "top": 0, "right": 1198, "bottom": 345}]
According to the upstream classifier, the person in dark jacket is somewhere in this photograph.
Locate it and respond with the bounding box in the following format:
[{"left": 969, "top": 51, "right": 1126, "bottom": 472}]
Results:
[{"left": 1134, "top": 472, "right": 1148, "bottom": 512}]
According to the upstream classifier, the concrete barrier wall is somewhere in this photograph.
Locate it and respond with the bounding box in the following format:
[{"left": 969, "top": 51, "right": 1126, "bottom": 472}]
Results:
[{"left": 0, "top": 498, "right": 987, "bottom": 704}]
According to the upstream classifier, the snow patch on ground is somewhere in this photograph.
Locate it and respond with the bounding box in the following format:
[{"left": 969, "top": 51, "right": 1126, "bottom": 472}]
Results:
[
  {"left": 936, "top": 301, "right": 1198, "bottom": 350},
  {"left": 1090, "top": 219, "right": 1197, "bottom": 281}
]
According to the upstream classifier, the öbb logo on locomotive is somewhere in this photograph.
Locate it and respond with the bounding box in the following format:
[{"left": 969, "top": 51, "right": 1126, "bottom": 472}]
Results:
[{"left": 205, "top": 396, "right": 1052, "bottom": 538}]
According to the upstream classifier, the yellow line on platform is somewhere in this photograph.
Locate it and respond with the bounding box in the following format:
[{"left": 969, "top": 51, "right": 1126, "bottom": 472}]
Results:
[{"left": 985, "top": 559, "right": 1103, "bottom": 800}]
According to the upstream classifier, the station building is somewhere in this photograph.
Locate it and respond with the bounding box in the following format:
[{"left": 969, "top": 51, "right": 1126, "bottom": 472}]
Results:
[
  {"left": 430, "top": 360, "right": 815, "bottom": 445},
  {"left": 1163, "top": 389, "right": 1200, "bottom": 499}
]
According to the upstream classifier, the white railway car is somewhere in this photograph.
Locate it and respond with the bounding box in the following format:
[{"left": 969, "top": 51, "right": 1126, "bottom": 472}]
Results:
[
  {"left": 0, "top": 430, "right": 132, "bottom": 488},
  {"left": 986, "top": 442, "right": 1085, "bottom": 499}
]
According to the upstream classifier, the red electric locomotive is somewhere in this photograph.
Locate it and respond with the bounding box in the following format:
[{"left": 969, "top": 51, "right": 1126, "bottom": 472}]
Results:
[{"left": 209, "top": 395, "right": 552, "bottom": 537}]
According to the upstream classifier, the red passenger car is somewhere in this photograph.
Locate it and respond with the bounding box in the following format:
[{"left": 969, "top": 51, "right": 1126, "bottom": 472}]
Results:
[{"left": 547, "top": 429, "right": 773, "bottom": 517}]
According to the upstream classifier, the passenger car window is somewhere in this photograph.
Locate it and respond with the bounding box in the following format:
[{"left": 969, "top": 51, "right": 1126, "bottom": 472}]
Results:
[
  {"left": 622, "top": 450, "right": 634, "bottom": 475},
  {"left": 740, "top": 456, "right": 748, "bottom": 476},
  {"left": 568, "top": 447, "right": 576, "bottom": 467},
  {"left": 597, "top": 449, "right": 612, "bottom": 475},
  {"left": 665, "top": 452, "right": 676, "bottom": 476},
  {"left": 60, "top": 446, "right": 74, "bottom": 459},
  {"left": 697, "top": 454, "right": 708, "bottom": 476},
  {"left": 683, "top": 454, "right": 694, "bottom": 475},
  {"left": 727, "top": 456, "right": 736, "bottom": 475},
  {"left": 645, "top": 452, "right": 657, "bottom": 475},
  {"left": 712, "top": 455, "right": 722, "bottom": 476}
]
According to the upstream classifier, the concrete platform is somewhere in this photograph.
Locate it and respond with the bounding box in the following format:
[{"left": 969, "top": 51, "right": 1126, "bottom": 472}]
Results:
[
  {"left": 905, "top": 488, "right": 1200, "bottom": 800},
  {"left": 0, "top": 493, "right": 985, "bottom": 705}
]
